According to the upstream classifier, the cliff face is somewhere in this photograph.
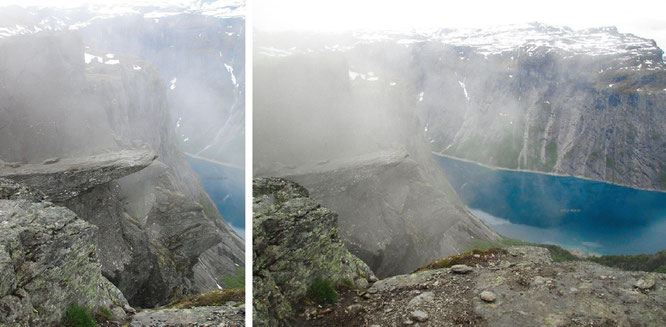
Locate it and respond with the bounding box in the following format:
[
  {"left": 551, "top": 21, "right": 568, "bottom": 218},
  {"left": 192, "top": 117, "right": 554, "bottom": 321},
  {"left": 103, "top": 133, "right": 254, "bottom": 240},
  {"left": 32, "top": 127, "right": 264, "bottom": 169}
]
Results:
[
  {"left": 254, "top": 53, "right": 500, "bottom": 277},
  {"left": 411, "top": 32, "right": 666, "bottom": 191},
  {"left": 0, "top": 31, "right": 243, "bottom": 307}
]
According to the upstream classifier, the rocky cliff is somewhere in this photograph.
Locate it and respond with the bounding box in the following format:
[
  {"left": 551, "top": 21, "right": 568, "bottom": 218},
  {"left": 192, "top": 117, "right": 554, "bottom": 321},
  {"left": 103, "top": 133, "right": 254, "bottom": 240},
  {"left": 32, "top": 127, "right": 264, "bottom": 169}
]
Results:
[
  {"left": 253, "top": 177, "right": 376, "bottom": 326},
  {"left": 254, "top": 52, "right": 500, "bottom": 277},
  {"left": 0, "top": 31, "right": 243, "bottom": 308},
  {"left": 0, "top": 178, "right": 130, "bottom": 326},
  {"left": 256, "top": 24, "right": 666, "bottom": 191}
]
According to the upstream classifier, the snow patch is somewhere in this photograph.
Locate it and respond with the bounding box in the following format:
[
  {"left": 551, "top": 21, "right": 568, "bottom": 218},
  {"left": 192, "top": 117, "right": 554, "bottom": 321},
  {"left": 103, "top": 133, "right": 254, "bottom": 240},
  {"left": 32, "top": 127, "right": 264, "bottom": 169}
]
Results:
[
  {"left": 224, "top": 63, "right": 238, "bottom": 87},
  {"left": 458, "top": 81, "right": 469, "bottom": 101},
  {"left": 105, "top": 59, "right": 120, "bottom": 65},
  {"left": 84, "top": 53, "right": 102, "bottom": 64}
]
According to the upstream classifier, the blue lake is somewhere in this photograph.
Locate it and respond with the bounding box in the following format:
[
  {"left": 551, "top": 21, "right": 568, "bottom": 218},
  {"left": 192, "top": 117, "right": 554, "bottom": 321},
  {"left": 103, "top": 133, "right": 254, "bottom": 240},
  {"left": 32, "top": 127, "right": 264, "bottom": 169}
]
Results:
[
  {"left": 435, "top": 155, "right": 666, "bottom": 255},
  {"left": 187, "top": 156, "right": 245, "bottom": 239}
]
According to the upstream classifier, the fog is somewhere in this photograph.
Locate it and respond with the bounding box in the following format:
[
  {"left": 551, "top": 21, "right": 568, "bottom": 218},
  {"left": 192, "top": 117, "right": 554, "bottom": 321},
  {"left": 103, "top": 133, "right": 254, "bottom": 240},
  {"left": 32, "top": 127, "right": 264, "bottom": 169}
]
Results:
[{"left": 253, "top": 45, "right": 429, "bottom": 175}]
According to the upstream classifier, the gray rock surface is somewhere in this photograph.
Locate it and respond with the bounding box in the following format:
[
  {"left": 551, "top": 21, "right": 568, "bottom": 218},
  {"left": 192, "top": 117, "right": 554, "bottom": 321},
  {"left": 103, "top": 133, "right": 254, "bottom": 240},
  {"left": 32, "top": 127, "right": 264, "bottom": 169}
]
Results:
[
  {"left": 129, "top": 304, "right": 245, "bottom": 327},
  {"left": 0, "top": 190, "right": 128, "bottom": 326},
  {"left": 253, "top": 177, "right": 376, "bottom": 326},
  {"left": 451, "top": 264, "right": 474, "bottom": 274},
  {"left": 0, "top": 149, "right": 155, "bottom": 202}
]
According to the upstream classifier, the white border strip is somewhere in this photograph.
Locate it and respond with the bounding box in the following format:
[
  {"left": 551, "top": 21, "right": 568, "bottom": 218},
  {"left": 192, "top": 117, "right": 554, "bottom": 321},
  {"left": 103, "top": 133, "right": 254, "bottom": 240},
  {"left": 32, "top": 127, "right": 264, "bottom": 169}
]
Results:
[{"left": 244, "top": 0, "right": 253, "bottom": 324}]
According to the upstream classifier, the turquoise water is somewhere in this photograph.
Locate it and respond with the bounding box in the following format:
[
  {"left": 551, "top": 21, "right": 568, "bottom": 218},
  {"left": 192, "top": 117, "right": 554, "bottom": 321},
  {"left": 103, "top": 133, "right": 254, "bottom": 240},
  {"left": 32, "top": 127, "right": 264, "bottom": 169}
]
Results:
[
  {"left": 187, "top": 156, "right": 244, "bottom": 239},
  {"left": 435, "top": 155, "right": 666, "bottom": 255}
]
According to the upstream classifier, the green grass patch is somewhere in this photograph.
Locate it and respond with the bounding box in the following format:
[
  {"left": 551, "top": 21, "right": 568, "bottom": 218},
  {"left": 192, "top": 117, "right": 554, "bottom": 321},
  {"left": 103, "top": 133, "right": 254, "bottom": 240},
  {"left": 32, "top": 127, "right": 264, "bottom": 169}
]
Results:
[
  {"left": 586, "top": 250, "right": 666, "bottom": 273},
  {"left": 95, "top": 307, "right": 114, "bottom": 321},
  {"left": 414, "top": 248, "right": 508, "bottom": 273},
  {"left": 165, "top": 288, "right": 244, "bottom": 309},
  {"left": 463, "top": 235, "right": 665, "bottom": 272},
  {"left": 340, "top": 278, "right": 356, "bottom": 289},
  {"left": 200, "top": 197, "right": 219, "bottom": 218},
  {"left": 221, "top": 266, "right": 245, "bottom": 289},
  {"left": 62, "top": 304, "right": 96, "bottom": 327},
  {"left": 309, "top": 278, "right": 338, "bottom": 304},
  {"left": 545, "top": 141, "right": 558, "bottom": 171},
  {"left": 464, "top": 236, "right": 578, "bottom": 262},
  {"left": 657, "top": 165, "right": 666, "bottom": 189},
  {"left": 605, "top": 157, "right": 616, "bottom": 170}
]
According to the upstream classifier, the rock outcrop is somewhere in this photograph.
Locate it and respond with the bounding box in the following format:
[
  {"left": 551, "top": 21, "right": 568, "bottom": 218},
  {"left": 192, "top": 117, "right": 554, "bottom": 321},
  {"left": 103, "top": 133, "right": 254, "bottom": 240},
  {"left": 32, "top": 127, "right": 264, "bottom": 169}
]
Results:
[
  {"left": 0, "top": 179, "right": 129, "bottom": 326},
  {"left": 253, "top": 177, "right": 376, "bottom": 326},
  {"left": 302, "top": 246, "right": 666, "bottom": 326},
  {"left": 0, "top": 149, "right": 155, "bottom": 202}
]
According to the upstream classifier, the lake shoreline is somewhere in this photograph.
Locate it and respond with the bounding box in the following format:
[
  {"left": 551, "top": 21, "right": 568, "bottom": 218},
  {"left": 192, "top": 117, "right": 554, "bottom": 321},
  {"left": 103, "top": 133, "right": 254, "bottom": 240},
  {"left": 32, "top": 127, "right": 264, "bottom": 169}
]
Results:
[{"left": 433, "top": 152, "right": 666, "bottom": 194}]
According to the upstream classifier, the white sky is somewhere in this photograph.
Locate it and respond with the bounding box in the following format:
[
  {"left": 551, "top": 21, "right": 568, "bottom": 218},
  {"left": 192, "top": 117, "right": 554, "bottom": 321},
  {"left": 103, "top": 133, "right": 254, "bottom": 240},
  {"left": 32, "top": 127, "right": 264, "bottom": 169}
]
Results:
[{"left": 255, "top": 0, "right": 666, "bottom": 51}]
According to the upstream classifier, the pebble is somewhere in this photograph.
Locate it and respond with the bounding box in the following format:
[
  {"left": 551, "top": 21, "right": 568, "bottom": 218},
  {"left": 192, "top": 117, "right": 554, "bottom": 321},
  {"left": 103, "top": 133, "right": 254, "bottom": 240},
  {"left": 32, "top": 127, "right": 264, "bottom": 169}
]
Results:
[
  {"left": 451, "top": 264, "right": 474, "bottom": 274},
  {"left": 410, "top": 310, "right": 428, "bottom": 322},
  {"left": 346, "top": 304, "right": 363, "bottom": 312},
  {"left": 480, "top": 290, "right": 497, "bottom": 302},
  {"left": 42, "top": 157, "right": 60, "bottom": 165},
  {"left": 355, "top": 278, "right": 369, "bottom": 289},
  {"left": 408, "top": 291, "right": 434, "bottom": 307},
  {"left": 634, "top": 277, "right": 656, "bottom": 290}
]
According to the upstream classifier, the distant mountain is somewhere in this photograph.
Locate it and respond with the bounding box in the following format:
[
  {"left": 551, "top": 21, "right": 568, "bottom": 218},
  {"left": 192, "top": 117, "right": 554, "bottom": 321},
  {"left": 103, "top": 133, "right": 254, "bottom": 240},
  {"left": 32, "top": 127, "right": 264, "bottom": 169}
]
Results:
[{"left": 257, "top": 23, "right": 666, "bottom": 191}]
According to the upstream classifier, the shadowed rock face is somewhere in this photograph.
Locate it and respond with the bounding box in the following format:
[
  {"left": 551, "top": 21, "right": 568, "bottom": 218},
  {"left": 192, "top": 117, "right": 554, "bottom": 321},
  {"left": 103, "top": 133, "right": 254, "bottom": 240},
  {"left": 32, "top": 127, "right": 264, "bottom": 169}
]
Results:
[
  {"left": 254, "top": 54, "right": 500, "bottom": 278},
  {"left": 0, "top": 180, "right": 129, "bottom": 326},
  {"left": 253, "top": 177, "right": 376, "bottom": 326},
  {"left": 0, "top": 31, "right": 244, "bottom": 307}
]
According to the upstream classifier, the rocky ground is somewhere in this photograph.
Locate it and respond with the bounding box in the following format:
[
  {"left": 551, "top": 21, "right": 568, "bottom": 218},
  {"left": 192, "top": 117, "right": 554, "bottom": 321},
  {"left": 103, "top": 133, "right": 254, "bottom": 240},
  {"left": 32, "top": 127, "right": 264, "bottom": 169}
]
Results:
[
  {"left": 296, "top": 246, "right": 665, "bottom": 327},
  {"left": 127, "top": 304, "right": 245, "bottom": 327}
]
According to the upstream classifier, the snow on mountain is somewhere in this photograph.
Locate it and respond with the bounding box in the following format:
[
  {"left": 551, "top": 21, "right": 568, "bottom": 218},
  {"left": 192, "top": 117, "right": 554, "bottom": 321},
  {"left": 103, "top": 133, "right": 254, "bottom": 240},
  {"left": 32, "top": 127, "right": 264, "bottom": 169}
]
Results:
[
  {"left": 257, "top": 23, "right": 664, "bottom": 64},
  {"left": 0, "top": 0, "right": 244, "bottom": 39}
]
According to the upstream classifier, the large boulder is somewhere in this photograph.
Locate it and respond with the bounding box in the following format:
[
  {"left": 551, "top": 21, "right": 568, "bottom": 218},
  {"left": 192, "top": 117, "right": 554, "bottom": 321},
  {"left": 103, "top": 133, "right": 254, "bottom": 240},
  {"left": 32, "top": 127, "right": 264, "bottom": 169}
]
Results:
[
  {"left": 0, "top": 183, "right": 129, "bottom": 326},
  {"left": 253, "top": 177, "right": 375, "bottom": 326}
]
